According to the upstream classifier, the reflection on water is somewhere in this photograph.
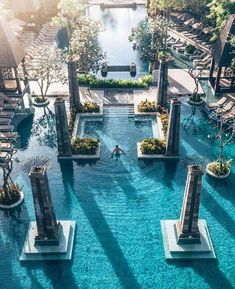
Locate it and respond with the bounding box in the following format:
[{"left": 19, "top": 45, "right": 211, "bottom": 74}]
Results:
[{"left": 88, "top": 5, "right": 148, "bottom": 78}]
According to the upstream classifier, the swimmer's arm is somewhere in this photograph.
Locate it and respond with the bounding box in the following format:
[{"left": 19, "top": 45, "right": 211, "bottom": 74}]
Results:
[{"left": 120, "top": 148, "right": 126, "bottom": 155}]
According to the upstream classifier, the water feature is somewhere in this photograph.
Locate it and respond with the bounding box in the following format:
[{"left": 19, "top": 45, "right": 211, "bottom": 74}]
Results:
[
  {"left": 88, "top": 5, "right": 148, "bottom": 79},
  {"left": 0, "top": 98, "right": 235, "bottom": 289}
]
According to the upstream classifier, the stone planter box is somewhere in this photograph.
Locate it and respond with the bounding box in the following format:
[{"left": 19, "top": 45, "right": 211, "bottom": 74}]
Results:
[
  {"left": 33, "top": 99, "right": 50, "bottom": 107},
  {"left": 137, "top": 143, "right": 179, "bottom": 160},
  {"left": 58, "top": 142, "right": 101, "bottom": 161},
  {"left": 0, "top": 191, "right": 24, "bottom": 210},
  {"left": 205, "top": 164, "right": 230, "bottom": 179}
]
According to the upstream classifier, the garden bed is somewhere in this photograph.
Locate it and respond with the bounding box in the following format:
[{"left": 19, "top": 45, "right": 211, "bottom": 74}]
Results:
[{"left": 78, "top": 74, "right": 152, "bottom": 89}]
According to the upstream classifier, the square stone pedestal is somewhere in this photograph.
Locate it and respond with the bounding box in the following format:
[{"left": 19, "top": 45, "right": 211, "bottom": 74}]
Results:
[
  {"left": 20, "top": 220, "right": 76, "bottom": 261},
  {"left": 161, "top": 220, "right": 216, "bottom": 259}
]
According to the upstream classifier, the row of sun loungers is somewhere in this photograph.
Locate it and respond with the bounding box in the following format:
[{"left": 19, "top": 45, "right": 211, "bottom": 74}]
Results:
[
  {"left": 25, "top": 23, "right": 59, "bottom": 62},
  {"left": 206, "top": 97, "right": 235, "bottom": 122},
  {"left": 166, "top": 35, "right": 211, "bottom": 68},
  {"left": 170, "top": 12, "right": 214, "bottom": 51},
  {"left": 0, "top": 93, "right": 18, "bottom": 149}
]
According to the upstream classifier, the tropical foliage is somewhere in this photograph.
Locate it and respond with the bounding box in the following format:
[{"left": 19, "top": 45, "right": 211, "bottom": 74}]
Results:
[
  {"left": 18, "top": 47, "right": 67, "bottom": 100},
  {"left": 78, "top": 74, "right": 152, "bottom": 88},
  {"left": 129, "top": 16, "right": 170, "bottom": 70},
  {"left": 140, "top": 138, "right": 166, "bottom": 154},
  {"left": 207, "top": 160, "right": 232, "bottom": 176},
  {"left": 78, "top": 102, "right": 100, "bottom": 113},
  {"left": 72, "top": 137, "right": 99, "bottom": 155}
]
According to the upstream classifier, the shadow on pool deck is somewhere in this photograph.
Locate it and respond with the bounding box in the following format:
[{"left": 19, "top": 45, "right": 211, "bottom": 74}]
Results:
[{"left": 60, "top": 161, "right": 142, "bottom": 289}]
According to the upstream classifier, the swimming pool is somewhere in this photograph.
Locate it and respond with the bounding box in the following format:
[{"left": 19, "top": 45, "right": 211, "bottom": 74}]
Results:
[{"left": 1, "top": 98, "right": 235, "bottom": 289}]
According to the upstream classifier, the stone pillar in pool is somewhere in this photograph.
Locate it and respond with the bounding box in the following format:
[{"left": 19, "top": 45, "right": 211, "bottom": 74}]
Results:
[
  {"left": 54, "top": 97, "right": 72, "bottom": 158},
  {"left": 160, "top": 164, "right": 216, "bottom": 259},
  {"left": 156, "top": 60, "right": 168, "bottom": 107},
  {"left": 165, "top": 98, "right": 181, "bottom": 157},
  {"left": 20, "top": 166, "right": 76, "bottom": 261},
  {"left": 29, "top": 166, "right": 60, "bottom": 245},
  {"left": 68, "top": 61, "right": 80, "bottom": 108},
  {"left": 176, "top": 165, "right": 202, "bottom": 244}
]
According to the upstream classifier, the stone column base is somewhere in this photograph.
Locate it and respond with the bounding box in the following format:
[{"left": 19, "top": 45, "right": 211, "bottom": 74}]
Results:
[
  {"left": 20, "top": 220, "right": 76, "bottom": 261},
  {"left": 161, "top": 220, "right": 216, "bottom": 259}
]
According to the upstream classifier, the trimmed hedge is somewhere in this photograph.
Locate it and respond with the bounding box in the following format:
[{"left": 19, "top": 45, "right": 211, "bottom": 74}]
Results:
[
  {"left": 140, "top": 138, "right": 166, "bottom": 154},
  {"left": 78, "top": 74, "right": 152, "bottom": 88},
  {"left": 72, "top": 137, "right": 99, "bottom": 155}
]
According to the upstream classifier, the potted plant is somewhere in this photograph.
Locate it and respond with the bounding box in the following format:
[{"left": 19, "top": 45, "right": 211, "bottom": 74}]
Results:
[
  {"left": 185, "top": 44, "right": 196, "bottom": 57},
  {"left": 206, "top": 120, "right": 234, "bottom": 179}
]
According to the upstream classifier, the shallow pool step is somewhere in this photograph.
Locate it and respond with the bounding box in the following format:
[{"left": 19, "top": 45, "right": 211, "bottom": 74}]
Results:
[{"left": 103, "top": 106, "right": 135, "bottom": 117}]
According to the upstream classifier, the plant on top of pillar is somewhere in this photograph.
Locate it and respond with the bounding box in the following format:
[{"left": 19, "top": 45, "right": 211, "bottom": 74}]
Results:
[
  {"left": 206, "top": 119, "right": 234, "bottom": 178},
  {"left": 18, "top": 47, "right": 67, "bottom": 105}
]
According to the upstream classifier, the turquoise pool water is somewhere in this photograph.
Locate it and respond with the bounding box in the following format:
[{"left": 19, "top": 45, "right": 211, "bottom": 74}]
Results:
[
  {"left": 88, "top": 5, "right": 149, "bottom": 79},
  {"left": 1, "top": 98, "right": 235, "bottom": 289}
]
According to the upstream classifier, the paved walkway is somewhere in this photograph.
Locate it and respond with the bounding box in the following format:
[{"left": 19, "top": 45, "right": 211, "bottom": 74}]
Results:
[{"left": 29, "top": 68, "right": 204, "bottom": 106}]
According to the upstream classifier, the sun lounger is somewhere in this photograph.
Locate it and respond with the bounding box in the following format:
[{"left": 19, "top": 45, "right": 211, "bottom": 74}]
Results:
[
  {"left": 167, "top": 38, "right": 180, "bottom": 47},
  {"left": 173, "top": 40, "right": 187, "bottom": 49},
  {"left": 206, "top": 97, "right": 227, "bottom": 110},
  {"left": 193, "top": 54, "right": 211, "bottom": 65},
  {"left": 0, "top": 111, "right": 14, "bottom": 118},
  {"left": 0, "top": 102, "right": 17, "bottom": 111},
  {"left": 0, "top": 93, "right": 21, "bottom": 104},
  {"left": 190, "top": 51, "right": 207, "bottom": 61},
  {"left": 0, "top": 125, "right": 14, "bottom": 132},
  {"left": 0, "top": 152, "right": 9, "bottom": 163},
  {"left": 0, "top": 132, "right": 17, "bottom": 141},
  {"left": 0, "top": 118, "right": 12, "bottom": 125},
  {"left": 214, "top": 101, "right": 235, "bottom": 114},
  {"left": 0, "top": 142, "right": 13, "bottom": 152}
]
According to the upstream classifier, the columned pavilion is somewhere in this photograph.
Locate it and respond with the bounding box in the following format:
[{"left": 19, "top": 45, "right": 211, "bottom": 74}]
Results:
[
  {"left": 0, "top": 17, "right": 26, "bottom": 95},
  {"left": 209, "top": 14, "right": 235, "bottom": 94}
]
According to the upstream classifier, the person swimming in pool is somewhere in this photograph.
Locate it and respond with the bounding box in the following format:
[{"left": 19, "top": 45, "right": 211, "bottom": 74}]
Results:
[{"left": 112, "top": 145, "right": 126, "bottom": 158}]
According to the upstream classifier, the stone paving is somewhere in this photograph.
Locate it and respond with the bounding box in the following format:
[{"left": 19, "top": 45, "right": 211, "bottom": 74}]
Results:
[{"left": 29, "top": 68, "right": 204, "bottom": 105}]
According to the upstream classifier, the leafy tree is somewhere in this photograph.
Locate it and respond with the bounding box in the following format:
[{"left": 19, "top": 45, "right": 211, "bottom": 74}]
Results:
[
  {"left": 208, "top": 0, "right": 235, "bottom": 39},
  {"left": 18, "top": 47, "right": 67, "bottom": 101},
  {"left": 129, "top": 16, "right": 169, "bottom": 70},
  {"left": 69, "top": 18, "right": 106, "bottom": 73}
]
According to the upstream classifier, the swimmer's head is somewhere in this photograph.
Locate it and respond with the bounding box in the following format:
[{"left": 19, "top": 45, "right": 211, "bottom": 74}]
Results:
[{"left": 116, "top": 145, "right": 118, "bottom": 148}]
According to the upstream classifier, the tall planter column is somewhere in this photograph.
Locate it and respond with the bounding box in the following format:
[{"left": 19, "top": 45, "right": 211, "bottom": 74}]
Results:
[
  {"left": 156, "top": 60, "right": 168, "bottom": 107},
  {"left": 54, "top": 97, "right": 72, "bottom": 158},
  {"left": 68, "top": 61, "right": 80, "bottom": 108},
  {"left": 165, "top": 98, "right": 181, "bottom": 156}
]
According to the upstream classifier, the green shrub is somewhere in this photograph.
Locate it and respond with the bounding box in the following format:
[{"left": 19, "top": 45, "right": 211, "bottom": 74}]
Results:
[
  {"left": 79, "top": 101, "right": 100, "bottom": 113},
  {"left": 138, "top": 99, "right": 165, "bottom": 113},
  {"left": 72, "top": 137, "right": 99, "bottom": 155},
  {"left": 158, "top": 51, "right": 173, "bottom": 62},
  {"left": 140, "top": 138, "right": 166, "bottom": 154},
  {"left": 185, "top": 44, "right": 196, "bottom": 55},
  {"left": 78, "top": 74, "right": 152, "bottom": 88},
  {"left": 207, "top": 160, "right": 232, "bottom": 176},
  {"left": 160, "top": 113, "right": 168, "bottom": 137}
]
